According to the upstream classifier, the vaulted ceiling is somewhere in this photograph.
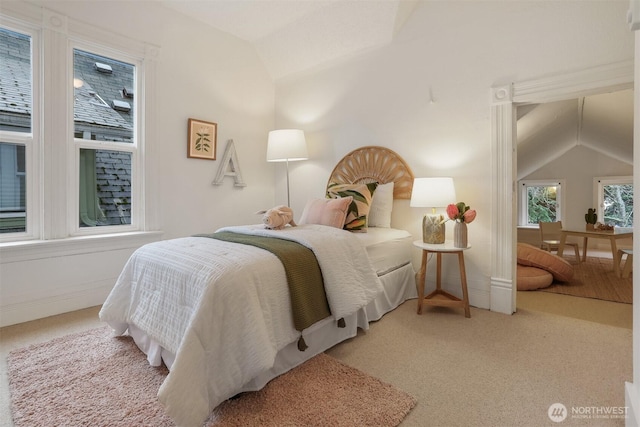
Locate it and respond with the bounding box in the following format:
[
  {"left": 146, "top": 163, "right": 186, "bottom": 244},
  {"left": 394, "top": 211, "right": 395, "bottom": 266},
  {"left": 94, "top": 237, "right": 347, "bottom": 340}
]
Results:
[
  {"left": 159, "top": 1, "right": 633, "bottom": 174},
  {"left": 517, "top": 89, "right": 633, "bottom": 179},
  {"left": 160, "top": 0, "right": 419, "bottom": 80}
]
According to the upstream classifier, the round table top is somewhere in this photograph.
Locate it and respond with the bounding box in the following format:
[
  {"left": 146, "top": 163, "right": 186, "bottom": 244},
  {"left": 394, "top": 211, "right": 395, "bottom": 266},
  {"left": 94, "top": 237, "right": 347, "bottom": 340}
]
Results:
[{"left": 413, "top": 240, "right": 471, "bottom": 252}]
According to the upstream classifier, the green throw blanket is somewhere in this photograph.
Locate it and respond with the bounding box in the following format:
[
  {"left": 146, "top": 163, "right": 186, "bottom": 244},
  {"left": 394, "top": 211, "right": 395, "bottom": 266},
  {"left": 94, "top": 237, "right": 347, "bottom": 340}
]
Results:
[{"left": 197, "top": 231, "right": 334, "bottom": 350}]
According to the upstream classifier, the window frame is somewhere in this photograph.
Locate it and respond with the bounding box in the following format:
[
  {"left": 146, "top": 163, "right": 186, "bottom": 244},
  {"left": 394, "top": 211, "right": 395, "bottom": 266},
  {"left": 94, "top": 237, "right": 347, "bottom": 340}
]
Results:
[
  {"left": 0, "top": 6, "right": 159, "bottom": 245},
  {"left": 594, "top": 175, "right": 633, "bottom": 228},
  {"left": 0, "top": 21, "right": 41, "bottom": 242},
  {"left": 518, "top": 179, "right": 565, "bottom": 227},
  {"left": 68, "top": 40, "right": 143, "bottom": 236}
]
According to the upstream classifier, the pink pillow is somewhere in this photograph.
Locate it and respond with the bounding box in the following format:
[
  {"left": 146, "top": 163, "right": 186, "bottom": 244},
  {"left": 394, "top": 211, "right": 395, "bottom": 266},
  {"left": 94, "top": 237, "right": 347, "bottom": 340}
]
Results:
[{"left": 299, "top": 197, "right": 353, "bottom": 229}]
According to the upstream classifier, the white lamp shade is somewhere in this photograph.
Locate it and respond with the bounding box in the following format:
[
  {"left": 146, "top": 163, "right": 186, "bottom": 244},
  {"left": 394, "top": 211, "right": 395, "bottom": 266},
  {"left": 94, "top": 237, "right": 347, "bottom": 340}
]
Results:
[
  {"left": 266, "top": 129, "right": 308, "bottom": 162},
  {"left": 410, "top": 177, "right": 456, "bottom": 208}
]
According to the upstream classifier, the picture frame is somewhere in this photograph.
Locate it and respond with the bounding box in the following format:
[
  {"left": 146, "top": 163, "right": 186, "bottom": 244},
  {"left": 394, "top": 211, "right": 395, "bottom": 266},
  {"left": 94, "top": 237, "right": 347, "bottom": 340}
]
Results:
[{"left": 187, "top": 118, "right": 217, "bottom": 160}]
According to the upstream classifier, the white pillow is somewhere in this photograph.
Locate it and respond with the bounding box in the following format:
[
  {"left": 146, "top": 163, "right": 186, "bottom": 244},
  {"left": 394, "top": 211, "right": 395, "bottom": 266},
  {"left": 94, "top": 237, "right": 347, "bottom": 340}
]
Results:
[{"left": 368, "top": 182, "right": 394, "bottom": 228}]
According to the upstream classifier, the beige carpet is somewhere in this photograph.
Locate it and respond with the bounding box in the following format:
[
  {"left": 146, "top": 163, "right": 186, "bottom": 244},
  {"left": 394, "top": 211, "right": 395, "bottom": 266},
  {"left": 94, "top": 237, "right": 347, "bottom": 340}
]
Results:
[
  {"left": 7, "top": 326, "right": 416, "bottom": 427},
  {"left": 537, "top": 256, "right": 632, "bottom": 303},
  {"left": 0, "top": 302, "right": 633, "bottom": 427},
  {"left": 517, "top": 290, "right": 632, "bottom": 329}
]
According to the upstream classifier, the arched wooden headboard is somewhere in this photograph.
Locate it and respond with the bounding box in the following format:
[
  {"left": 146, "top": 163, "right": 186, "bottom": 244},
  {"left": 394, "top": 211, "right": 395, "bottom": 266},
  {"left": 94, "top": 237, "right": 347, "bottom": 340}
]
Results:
[{"left": 326, "top": 146, "right": 414, "bottom": 199}]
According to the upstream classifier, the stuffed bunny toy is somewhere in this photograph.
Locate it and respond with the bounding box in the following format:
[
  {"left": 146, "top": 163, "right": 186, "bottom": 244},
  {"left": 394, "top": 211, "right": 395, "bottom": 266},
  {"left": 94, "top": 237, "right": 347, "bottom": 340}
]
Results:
[{"left": 256, "top": 205, "right": 296, "bottom": 230}]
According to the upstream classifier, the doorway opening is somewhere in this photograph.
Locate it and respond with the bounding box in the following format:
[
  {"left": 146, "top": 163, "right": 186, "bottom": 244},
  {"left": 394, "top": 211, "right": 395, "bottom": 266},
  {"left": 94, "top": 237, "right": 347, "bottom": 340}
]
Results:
[{"left": 489, "top": 60, "right": 633, "bottom": 319}]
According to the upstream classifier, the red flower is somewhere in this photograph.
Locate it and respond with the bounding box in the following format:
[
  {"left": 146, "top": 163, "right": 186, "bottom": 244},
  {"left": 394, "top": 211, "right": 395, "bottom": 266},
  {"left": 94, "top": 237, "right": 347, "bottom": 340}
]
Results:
[
  {"left": 447, "top": 202, "right": 476, "bottom": 223},
  {"left": 446, "top": 204, "right": 459, "bottom": 221},
  {"left": 463, "top": 209, "right": 477, "bottom": 224}
]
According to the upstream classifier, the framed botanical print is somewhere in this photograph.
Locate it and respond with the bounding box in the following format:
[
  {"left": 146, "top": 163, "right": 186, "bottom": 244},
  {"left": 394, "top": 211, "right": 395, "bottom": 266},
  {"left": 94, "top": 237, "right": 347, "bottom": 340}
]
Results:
[{"left": 187, "top": 118, "right": 217, "bottom": 160}]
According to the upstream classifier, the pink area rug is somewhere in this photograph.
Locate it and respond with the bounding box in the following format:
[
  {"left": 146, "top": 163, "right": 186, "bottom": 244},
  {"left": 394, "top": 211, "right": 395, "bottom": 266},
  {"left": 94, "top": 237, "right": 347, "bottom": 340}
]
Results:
[{"left": 7, "top": 327, "right": 416, "bottom": 426}]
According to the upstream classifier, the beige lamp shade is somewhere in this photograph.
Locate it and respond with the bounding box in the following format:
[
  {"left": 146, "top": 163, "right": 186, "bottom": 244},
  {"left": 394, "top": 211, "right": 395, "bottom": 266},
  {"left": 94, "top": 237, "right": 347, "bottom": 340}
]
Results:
[
  {"left": 410, "top": 177, "right": 456, "bottom": 208},
  {"left": 266, "top": 129, "right": 308, "bottom": 162}
]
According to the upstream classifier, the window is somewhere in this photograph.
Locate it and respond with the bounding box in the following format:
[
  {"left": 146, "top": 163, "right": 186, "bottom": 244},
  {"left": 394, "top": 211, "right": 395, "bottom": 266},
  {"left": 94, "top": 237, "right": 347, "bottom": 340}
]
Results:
[
  {"left": 0, "top": 11, "right": 153, "bottom": 243},
  {"left": 518, "top": 180, "right": 564, "bottom": 226},
  {"left": 0, "top": 27, "right": 33, "bottom": 235},
  {"left": 73, "top": 48, "right": 136, "bottom": 230},
  {"left": 0, "top": 143, "right": 26, "bottom": 233},
  {"left": 596, "top": 176, "right": 633, "bottom": 228}
]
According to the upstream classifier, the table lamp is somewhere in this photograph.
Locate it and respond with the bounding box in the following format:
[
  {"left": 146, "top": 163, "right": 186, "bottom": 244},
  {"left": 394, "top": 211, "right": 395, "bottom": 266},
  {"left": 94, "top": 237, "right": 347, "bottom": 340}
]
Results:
[
  {"left": 410, "top": 177, "right": 456, "bottom": 244},
  {"left": 267, "top": 129, "right": 308, "bottom": 207}
]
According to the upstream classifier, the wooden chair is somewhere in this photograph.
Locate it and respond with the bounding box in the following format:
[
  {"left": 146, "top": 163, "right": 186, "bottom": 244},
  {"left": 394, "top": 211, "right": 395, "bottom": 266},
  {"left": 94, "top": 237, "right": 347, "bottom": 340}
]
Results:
[
  {"left": 539, "top": 221, "right": 581, "bottom": 262},
  {"left": 616, "top": 249, "right": 633, "bottom": 278}
]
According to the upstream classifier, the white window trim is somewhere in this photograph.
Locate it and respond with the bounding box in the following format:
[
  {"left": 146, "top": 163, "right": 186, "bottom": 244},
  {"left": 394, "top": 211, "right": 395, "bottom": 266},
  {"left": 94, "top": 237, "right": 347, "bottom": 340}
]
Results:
[
  {"left": 518, "top": 179, "right": 565, "bottom": 227},
  {"left": 0, "top": 19, "right": 41, "bottom": 243},
  {"left": 0, "top": 3, "right": 161, "bottom": 249},
  {"left": 68, "top": 39, "right": 143, "bottom": 237},
  {"left": 594, "top": 175, "right": 633, "bottom": 226}
]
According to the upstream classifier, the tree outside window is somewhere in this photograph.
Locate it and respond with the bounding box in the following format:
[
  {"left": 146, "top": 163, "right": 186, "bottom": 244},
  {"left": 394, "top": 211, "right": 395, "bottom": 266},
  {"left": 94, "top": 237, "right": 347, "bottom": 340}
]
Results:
[
  {"left": 527, "top": 185, "right": 557, "bottom": 223},
  {"left": 518, "top": 180, "right": 563, "bottom": 226},
  {"left": 597, "top": 177, "right": 633, "bottom": 228}
]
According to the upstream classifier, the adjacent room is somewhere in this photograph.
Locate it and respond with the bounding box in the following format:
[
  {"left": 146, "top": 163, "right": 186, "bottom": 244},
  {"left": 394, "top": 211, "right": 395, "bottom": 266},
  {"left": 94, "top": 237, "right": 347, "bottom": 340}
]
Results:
[
  {"left": 515, "top": 90, "right": 634, "bottom": 327},
  {"left": 0, "top": 1, "right": 637, "bottom": 426}
]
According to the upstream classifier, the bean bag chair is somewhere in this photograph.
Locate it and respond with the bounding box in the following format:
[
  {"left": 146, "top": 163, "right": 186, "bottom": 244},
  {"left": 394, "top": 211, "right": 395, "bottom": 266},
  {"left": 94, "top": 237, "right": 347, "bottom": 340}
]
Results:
[
  {"left": 517, "top": 242, "right": 574, "bottom": 282},
  {"left": 517, "top": 265, "right": 553, "bottom": 290}
]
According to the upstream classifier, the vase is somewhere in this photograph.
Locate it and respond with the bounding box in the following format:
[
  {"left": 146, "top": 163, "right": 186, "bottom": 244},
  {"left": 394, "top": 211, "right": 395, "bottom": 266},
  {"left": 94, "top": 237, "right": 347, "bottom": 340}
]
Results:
[
  {"left": 422, "top": 214, "right": 445, "bottom": 244},
  {"left": 454, "top": 221, "right": 468, "bottom": 248}
]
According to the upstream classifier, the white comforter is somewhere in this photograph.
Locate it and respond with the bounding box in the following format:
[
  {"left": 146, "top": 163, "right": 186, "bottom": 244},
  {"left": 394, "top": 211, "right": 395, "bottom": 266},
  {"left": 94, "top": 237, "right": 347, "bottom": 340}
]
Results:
[{"left": 99, "top": 224, "right": 383, "bottom": 427}]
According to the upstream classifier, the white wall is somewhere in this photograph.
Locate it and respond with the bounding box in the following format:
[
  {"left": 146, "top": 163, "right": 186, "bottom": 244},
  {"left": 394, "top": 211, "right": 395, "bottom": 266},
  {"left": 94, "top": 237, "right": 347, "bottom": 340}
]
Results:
[
  {"left": 524, "top": 146, "right": 633, "bottom": 231},
  {"left": 518, "top": 146, "right": 633, "bottom": 250},
  {"left": 273, "top": 1, "right": 634, "bottom": 309},
  {"left": 0, "top": 0, "right": 634, "bottom": 324},
  {"left": 0, "top": 0, "right": 277, "bottom": 326}
]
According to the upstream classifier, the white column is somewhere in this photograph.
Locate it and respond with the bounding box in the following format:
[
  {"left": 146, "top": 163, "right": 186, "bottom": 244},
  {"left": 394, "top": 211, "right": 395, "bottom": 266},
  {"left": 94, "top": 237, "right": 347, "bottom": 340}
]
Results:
[{"left": 489, "top": 86, "right": 517, "bottom": 315}]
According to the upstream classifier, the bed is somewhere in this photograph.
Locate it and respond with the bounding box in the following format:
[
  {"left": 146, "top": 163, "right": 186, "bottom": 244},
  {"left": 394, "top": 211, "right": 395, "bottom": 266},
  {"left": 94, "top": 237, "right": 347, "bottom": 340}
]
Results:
[{"left": 99, "top": 146, "right": 418, "bottom": 427}]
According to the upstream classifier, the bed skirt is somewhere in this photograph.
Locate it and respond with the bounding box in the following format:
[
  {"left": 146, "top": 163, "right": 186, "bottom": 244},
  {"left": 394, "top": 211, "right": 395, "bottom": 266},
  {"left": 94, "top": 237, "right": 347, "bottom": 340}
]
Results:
[{"left": 126, "top": 261, "right": 416, "bottom": 409}]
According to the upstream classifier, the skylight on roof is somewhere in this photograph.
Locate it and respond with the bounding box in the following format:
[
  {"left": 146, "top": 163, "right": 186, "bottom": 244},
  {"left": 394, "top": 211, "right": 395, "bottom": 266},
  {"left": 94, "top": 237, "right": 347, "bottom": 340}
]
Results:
[
  {"left": 112, "top": 100, "right": 131, "bottom": 112},
  {"left": 95, "top": 62, "right": 113, "bottom": 74}
]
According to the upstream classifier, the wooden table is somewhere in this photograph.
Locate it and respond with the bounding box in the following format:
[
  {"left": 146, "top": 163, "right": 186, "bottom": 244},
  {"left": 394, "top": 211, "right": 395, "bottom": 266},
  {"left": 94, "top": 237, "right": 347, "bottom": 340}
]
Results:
[
  {"left": 558, "top": 228, "right": 632, "bottom": 264},
  {"left": 414, "top": 240, "right": 471, "bottom": 318}
]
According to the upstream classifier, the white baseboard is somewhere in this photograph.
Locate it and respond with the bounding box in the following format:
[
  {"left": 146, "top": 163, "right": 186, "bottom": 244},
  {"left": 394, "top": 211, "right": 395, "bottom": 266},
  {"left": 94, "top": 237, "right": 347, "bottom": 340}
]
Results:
[
  {"left": 0, "top": 282, "right": 112, "bottom": 327},
  {"left": 490, "top": 276, "right": 515, "bottom": 314}
]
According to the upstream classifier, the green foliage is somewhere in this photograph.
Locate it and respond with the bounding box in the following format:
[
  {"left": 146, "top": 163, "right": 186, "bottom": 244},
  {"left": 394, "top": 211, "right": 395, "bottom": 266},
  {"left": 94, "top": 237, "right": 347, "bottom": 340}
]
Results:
[
  {"left": 603, "top": 184, "right": 633, "bottom": 227},
  {"left": 527, "top": 186, "right": 557, "bottom": 224}
]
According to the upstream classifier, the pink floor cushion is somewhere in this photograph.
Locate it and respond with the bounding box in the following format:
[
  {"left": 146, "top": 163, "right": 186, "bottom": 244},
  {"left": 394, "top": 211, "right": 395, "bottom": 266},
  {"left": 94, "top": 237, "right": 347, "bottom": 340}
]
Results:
[
  {"left": 517, "top": 242, "right": 574, "bottom": 282},
  {"left": 517, "top": 265, "right": 554, "bottom": 290}
]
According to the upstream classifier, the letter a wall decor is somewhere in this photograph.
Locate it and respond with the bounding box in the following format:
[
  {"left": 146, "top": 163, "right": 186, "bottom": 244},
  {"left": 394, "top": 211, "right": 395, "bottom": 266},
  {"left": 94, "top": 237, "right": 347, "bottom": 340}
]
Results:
[{"left": 213, "top": 139, "right": 246, "bottom": 187}]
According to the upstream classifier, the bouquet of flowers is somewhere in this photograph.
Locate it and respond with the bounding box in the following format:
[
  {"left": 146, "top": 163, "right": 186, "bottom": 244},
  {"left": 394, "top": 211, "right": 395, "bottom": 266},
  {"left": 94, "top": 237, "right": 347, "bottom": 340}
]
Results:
[{"left": 446, "top": 202, "right": 477, "bottom": 224}]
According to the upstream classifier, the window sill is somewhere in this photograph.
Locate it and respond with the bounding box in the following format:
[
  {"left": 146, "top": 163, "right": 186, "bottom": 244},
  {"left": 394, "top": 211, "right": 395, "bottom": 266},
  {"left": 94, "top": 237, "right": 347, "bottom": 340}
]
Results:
[{"left": 0, "top": 231, "right": 164, "bottom": 263}]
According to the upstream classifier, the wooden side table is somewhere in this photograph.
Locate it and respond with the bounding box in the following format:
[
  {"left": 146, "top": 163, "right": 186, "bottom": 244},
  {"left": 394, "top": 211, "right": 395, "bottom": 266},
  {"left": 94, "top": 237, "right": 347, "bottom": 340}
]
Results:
[{"left": 413, "top": 240, "right": 471, "bottom": 318}]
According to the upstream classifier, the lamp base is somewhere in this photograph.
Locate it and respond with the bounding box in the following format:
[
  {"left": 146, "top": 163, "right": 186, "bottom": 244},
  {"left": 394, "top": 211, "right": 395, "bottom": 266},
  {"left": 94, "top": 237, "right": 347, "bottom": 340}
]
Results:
[{"left": 422, "top": 214, "right": 445, "bottom": 244}]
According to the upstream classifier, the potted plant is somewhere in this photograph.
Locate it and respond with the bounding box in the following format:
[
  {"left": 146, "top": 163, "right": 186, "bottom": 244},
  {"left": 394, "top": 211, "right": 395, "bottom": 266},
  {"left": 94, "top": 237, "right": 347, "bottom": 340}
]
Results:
[{"left": 585, "top": 208, "right": 597, "bottom": 231}]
